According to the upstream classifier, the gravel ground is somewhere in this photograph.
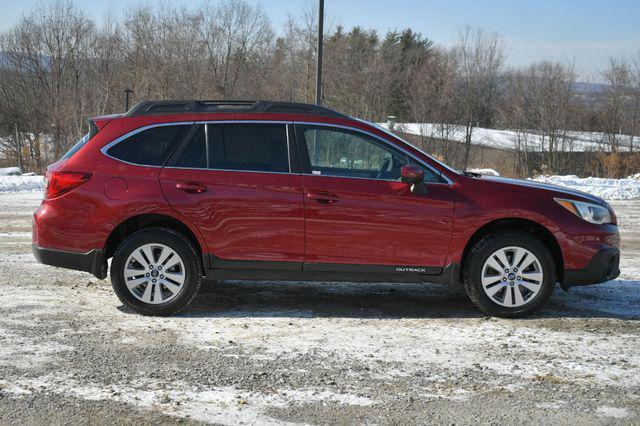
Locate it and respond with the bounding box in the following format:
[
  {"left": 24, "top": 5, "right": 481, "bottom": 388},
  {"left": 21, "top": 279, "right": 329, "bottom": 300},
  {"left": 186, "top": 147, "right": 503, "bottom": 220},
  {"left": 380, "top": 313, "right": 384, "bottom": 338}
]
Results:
[{"left": 0, "top": 192, "right": 639, "bottom": 425}]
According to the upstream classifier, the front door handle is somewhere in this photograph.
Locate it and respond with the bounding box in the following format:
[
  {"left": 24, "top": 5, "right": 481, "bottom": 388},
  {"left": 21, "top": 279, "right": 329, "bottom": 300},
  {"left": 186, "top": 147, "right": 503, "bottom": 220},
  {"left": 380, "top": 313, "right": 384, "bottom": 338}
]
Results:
[
  {"left": 307, "top": 191, "right": 339, "bottom": 204},
  {"left": 176, "top": 182, "right": 208, "bottom": 194}
]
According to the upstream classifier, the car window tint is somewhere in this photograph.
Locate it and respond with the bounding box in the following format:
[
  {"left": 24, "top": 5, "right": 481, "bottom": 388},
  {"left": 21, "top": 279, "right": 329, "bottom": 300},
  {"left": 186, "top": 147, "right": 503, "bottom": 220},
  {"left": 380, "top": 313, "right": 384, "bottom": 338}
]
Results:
[
  {"left": 107, "top": 125, "right": 190, "bottom": 166},
  {"left": 208, "top": 123, "right": 288, "bottom": 172},
  {"left": 174, "top": 125, "right": 207, "bottom": 168},
  {"left": 301, "top": 127, "right": 407, "bottom": 180}
]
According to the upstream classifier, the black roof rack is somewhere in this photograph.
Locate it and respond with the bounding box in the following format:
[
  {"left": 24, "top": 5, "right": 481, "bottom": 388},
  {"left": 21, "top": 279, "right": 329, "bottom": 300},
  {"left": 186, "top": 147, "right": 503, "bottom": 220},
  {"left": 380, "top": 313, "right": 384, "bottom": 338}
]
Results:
[{"left": 124, "top": 100, "right": 348, "bottom": 118}]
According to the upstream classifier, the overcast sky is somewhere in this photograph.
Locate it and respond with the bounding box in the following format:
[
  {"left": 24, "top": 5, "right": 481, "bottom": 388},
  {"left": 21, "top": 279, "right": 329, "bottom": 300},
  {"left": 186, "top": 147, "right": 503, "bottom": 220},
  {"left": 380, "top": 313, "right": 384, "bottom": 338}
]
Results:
[{"left": 1, "top": 0, "right": 639, "bottom": 80}]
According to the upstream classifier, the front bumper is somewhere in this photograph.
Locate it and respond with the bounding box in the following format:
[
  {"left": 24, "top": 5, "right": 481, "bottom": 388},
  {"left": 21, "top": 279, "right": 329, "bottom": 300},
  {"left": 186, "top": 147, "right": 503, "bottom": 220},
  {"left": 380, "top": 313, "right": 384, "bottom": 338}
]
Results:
[
  {"left": 32, "top": 244, "right": 107, "bottom": 279},
  {"left": 562, "top": 248, "right": 620, "bottom": 289}
]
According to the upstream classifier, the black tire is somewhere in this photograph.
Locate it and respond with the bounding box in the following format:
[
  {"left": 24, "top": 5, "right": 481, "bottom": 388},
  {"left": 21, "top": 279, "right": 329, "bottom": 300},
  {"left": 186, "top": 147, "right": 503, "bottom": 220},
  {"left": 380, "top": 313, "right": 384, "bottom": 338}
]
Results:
[
  {"left": 463, "top": 232, "right": 555, "bottom": 318},
  {"left": 110, "top": 227, "right": 202, "bottom": 316}
]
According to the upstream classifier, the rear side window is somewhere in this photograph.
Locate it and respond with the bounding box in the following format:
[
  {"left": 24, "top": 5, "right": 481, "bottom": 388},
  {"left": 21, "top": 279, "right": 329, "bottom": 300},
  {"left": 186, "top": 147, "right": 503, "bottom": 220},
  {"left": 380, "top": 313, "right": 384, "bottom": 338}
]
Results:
[
  {"left": 210, "top": 124, "right": 288, "bottom": 172},
  {"left": 172, "top": 123, "right": 289, "bottom": 172},
  {"left": 107, "top": 125, "right": 190, "bottom": 166},
  {"left": 175, "top": 125, "right": 206, "bottom": 168}
]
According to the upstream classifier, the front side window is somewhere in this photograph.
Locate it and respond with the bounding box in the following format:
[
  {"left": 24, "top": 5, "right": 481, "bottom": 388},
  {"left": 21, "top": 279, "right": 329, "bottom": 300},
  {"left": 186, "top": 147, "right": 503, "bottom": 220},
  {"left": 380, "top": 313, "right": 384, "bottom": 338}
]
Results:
[
  {"left": 107, "top": 125, "right": 190, "bottom": 166},
  {"left": 172, "top": 123, "right": 289, "bottom": 173},
  {"left": 297, "top": 126, "right": 408, "bottom": 180}
]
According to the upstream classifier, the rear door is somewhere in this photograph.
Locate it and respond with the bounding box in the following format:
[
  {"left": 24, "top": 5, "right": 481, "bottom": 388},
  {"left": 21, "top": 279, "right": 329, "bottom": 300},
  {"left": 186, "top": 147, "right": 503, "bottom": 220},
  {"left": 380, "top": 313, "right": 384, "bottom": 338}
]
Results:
[
  {"left": 160, "top": 122, "right": 305, "bottom": 267},
  {"left": 295, "top": 123, "right": 454, "bottom": 270}
]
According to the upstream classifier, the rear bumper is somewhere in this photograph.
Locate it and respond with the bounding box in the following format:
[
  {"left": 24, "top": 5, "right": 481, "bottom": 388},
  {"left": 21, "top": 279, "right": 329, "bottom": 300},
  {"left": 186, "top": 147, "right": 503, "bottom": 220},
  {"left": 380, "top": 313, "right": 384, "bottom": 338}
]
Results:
[
  {"left": 562, "top": 248, "right": 620, "bottom": 288},
  {"left": 32, "top": 244, "right": 107, "bottom": 279}
]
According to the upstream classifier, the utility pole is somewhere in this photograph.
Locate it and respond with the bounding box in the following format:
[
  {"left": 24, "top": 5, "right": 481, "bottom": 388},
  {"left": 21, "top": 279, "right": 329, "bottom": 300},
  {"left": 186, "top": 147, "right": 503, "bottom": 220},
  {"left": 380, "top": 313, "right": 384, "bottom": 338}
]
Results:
[
  {"left": 124, "top": 88, "right": 134, "bottom": 111},
  {"left": 315, "top": 0, "right": 324, "bottom": 105},
  {"left": 14, "top": 122, "right": 23, "bottom": 173}
]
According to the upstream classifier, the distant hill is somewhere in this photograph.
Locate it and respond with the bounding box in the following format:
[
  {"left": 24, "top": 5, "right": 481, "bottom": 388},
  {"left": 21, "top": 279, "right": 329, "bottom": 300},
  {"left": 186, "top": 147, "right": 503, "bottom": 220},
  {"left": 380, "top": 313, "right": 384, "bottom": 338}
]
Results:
[{"left": 572, "top": 81, "right": 606, "bottom": 94}]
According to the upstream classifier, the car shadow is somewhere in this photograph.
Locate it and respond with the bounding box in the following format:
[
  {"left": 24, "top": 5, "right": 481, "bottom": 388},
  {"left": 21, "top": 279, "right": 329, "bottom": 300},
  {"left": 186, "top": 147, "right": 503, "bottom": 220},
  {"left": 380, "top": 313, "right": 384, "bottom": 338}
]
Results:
[{"left": 134, "top": 279, "right": 639, "bottom": 320}]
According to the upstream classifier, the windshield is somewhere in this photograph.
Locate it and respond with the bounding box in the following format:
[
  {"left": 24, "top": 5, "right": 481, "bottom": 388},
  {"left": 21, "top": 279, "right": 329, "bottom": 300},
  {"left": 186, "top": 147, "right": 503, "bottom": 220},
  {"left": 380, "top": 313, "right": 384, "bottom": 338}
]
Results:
[
  {"left": 358, "top": 119, "right": 461, "bottom": 176},
  {"left": 61, "top": 133, "right": 90, "bottom": 160}
]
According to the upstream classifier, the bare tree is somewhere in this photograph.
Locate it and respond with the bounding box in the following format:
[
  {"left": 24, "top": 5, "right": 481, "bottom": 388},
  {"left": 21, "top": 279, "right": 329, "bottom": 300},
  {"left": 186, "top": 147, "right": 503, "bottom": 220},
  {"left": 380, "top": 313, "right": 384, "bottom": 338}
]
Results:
[
  {"left": 601, "top": 58, "right": 633, "bottom": 152},
  {"left": 452, "top": 26, "right": 506, "bottom": 169}
]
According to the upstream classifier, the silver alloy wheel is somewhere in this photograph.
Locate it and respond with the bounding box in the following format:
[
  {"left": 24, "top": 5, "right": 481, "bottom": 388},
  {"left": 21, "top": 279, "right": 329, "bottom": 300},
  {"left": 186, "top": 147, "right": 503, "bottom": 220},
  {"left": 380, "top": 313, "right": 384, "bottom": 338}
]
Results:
[
  {"left": 481, "top": 246, "right": 544, "bottom": 308},
  {"left": 124, "top": 243, "right": 186, "bottom": 305}
]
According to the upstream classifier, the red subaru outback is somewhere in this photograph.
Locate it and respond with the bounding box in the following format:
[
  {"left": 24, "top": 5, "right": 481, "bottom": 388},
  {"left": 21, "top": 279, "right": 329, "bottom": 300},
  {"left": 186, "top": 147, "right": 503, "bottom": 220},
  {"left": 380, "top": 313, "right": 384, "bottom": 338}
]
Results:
[{"left": 32, "top": 100, "right": 620, "bottom": 317}]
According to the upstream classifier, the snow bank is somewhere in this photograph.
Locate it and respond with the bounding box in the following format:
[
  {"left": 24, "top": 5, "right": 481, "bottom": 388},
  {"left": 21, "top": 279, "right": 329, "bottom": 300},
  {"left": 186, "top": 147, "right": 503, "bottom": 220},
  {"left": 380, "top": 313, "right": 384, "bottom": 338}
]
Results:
[
  {"left": 0, "top": 175, "right": 44, "bottom": 193},
  {"left": 0, "top": 167, "right": 22, "bottom": 176},
  {"left": 381, "top": 122, "right": 638, "bottom": 152},
  {"left": 531, "top": 175, "right": 640, "bottom": 200}
]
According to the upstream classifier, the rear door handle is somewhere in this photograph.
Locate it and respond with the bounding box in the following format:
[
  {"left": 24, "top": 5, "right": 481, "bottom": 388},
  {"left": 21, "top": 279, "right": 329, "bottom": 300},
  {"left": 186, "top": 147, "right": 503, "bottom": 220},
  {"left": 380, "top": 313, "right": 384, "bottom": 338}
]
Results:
[
  {"left": 306, "top": 191, "right": 339, "bottom": 204},
  {"left": 176, "top": 182, "right": 208, "bottom": 194}
]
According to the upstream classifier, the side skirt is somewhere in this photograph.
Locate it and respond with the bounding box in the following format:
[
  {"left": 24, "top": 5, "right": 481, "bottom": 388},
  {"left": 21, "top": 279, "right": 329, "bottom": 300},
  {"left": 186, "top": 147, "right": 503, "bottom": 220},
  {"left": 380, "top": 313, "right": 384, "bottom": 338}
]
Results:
[{"left": 204, "top": 254, "right": 460, "bottom": 285}]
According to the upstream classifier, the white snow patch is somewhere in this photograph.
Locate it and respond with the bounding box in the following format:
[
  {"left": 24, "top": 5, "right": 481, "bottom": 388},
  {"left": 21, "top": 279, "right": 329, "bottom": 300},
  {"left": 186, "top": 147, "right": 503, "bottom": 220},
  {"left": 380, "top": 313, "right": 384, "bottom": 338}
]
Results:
[
  {"left": 0, "top": 375, "right": 373, "bottom": 425},
  {"left": 0, "top": 167, "right": 22, "bottom": 176},
  {"left": 0, "top": 175, "right": 44, "bottom": 193},
  {"left": 381, "top": 122, "right": 638, "bottom": 152},
  {"left": 531, "top": 175, "right": 640, "bottom": 200},
  {"left": 596, "top": 406, "right": 630, "bottom": 419}
]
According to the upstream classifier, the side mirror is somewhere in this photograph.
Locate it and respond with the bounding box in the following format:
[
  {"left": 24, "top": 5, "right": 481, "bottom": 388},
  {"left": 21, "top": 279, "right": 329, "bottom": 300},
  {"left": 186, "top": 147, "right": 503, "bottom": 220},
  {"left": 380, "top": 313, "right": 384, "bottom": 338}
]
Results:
[
  {"left": 401, "top": 164, "right": 424, "bottom": 184},
  {"left": 401, "top": 164, "right": 428, "bottom": 195}
]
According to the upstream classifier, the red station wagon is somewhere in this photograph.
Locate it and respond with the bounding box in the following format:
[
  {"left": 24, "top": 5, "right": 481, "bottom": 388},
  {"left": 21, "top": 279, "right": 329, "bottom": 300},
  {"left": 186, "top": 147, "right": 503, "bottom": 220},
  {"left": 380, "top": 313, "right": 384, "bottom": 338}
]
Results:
[{"left": 32, "top": 100, "right": 621, "bottom": 317}]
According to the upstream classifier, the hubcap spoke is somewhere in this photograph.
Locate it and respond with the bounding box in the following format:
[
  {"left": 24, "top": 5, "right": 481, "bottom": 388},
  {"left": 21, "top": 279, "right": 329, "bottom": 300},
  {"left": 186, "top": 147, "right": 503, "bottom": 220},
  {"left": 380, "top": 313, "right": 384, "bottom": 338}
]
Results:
[
  {"left": 131, "top": 251, "right": 149, "bottom": 269},
  {"left": 162, "top": 280, "right": 181, "bottom": 295},
  {"left": 140, "top": 282, "right": 153, "bottom": 303},
  {"left": 512, "top": 248, "right": 527, "bottom": 268},
  {"left": 485, "top": 257, "right": 503, "bottom": 274},
  {"left": 124, "top": 243, "right": 185, "bottom": 305},
  {"left": 125, "top": 276, "right": 148, "bottom": 290},
  {"left": 519, "top": 281, "right": 541, "bottom": 292},
  {"left": 164, "top": 271, "right": 185, "bottom": 284},
  {"left": 513, "top": 286, "right": 525, "bottom": 306},
  {"left": 157, "top": 247, "right": 174, "bottom": 267},
  {"left": 494, "top": 250, "right": 510, "bottom": 269},
  {"left": 521, "top": 271, "right": 543, "bottom": 283},
  {"left": 152, "top": 283, "right": 164, "bottom": 303},
  {"left": 503, "top": 287, "right": 514, "bottom": 306},
  {"left": 482, "top": 275, "right": 502, "bottom": 287},
  {"left": 485, "top": 283, "right": 505, "bottom": 297},
  {"left": 141, "top": 245, "right": 156, "bottom": 265}
]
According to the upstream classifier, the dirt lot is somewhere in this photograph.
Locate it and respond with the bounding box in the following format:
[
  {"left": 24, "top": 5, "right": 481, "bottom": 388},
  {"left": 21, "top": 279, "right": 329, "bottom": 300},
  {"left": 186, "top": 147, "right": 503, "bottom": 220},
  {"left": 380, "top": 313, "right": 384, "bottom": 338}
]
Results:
[{"left": 0, "top": 192, "right": 639, "bottom": 425}]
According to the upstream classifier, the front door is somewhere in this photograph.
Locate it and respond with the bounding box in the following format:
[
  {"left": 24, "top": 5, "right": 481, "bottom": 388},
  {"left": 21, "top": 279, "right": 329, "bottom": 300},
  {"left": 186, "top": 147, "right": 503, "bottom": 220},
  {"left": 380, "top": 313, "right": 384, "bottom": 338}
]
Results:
[
  {"left": 160, "top": 122, "right": 304, "bottom": 265},
  {"left": 295, "top": 124, "right": 454, "bottom": 270}
]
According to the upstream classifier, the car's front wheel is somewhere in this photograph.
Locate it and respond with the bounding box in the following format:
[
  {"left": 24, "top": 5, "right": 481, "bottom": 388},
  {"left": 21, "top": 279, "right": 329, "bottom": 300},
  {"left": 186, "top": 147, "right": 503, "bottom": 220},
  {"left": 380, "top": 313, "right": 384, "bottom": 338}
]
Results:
[
  {"left": 463, "top": 232, "right": 556, "bottom": 318},
  {"left": 110, "top": 227, "right": 202, "bottom": 316}
]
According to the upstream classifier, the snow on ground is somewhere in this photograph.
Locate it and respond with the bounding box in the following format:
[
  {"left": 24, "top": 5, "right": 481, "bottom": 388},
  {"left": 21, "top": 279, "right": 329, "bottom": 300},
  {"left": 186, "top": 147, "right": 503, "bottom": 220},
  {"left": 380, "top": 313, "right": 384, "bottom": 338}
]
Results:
[
  {"left": 0, "top": 193, "right": 639, "bottom": 423},
  {"left": 531, "top": 175, "right": 640, "bottom": 200},
  {"left": 0, "top": 175, "right": 44, "bottom": 193},
  {"left": 381, "top": 122, "right": 638, "bottom": 152},
  {"left": 0, "top": 167, "right": 22, "bottom": 176}
]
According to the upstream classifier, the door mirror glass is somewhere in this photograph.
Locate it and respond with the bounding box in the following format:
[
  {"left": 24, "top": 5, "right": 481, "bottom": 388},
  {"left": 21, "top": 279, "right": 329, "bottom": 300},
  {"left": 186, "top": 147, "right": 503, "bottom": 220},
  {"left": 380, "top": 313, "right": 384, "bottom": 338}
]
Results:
[{"left": 401, "top": 164, "right": 424, "bottom": 184}]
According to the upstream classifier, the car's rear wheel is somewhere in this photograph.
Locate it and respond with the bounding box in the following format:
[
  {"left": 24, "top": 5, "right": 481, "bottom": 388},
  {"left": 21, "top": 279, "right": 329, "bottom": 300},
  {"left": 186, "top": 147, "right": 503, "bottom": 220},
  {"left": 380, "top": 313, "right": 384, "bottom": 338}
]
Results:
[
  {"left": 463, "top": 232, "right": 555, "bottom": 318},
  {"left": 111, "top": 227, "right": 202, "bottom": 316}
]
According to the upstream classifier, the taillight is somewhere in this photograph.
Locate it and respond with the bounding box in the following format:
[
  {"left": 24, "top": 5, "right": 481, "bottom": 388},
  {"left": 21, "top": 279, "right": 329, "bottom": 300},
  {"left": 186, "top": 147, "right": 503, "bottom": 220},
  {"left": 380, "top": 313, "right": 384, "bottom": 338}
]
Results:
[{"left": 45, "top": 171, "right": 92, "bottom": 199}]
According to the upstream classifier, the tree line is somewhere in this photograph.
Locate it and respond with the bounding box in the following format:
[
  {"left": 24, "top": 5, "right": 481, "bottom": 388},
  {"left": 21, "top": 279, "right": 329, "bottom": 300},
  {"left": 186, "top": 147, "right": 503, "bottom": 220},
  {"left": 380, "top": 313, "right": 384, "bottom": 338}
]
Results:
[{"left": 0, "top": 0, "right": 638, "bottom": 176}]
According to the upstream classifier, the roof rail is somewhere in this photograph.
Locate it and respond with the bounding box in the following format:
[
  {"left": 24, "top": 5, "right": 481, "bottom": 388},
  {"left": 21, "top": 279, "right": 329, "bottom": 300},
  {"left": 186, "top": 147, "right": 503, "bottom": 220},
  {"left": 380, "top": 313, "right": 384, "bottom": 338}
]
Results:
[{"left": 124, "top": 100, "right": 348, "bottom": 118}]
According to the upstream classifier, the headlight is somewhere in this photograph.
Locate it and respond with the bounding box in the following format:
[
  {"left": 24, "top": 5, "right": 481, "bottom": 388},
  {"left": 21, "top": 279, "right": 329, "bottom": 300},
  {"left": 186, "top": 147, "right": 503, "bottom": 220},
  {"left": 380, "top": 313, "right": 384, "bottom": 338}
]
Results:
[{"left": 554, "top": 198, "right": 612, "bottom": 224}]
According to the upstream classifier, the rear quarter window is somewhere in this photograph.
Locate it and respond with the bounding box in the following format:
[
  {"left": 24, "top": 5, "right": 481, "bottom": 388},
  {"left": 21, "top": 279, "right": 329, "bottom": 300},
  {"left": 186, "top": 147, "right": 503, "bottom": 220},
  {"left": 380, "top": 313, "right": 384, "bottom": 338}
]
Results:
[{"left": 106, "top": 125, "right": 190, "bottom": 166}]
